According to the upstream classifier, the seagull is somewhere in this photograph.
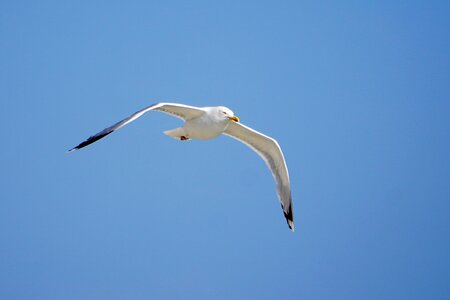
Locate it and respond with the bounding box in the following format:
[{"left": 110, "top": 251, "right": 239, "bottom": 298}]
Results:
[{"left": 69, "top": 103, "right": 294, "bottom": 231}]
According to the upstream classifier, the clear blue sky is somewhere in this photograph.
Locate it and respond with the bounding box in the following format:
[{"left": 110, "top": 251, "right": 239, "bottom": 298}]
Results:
[{"left": 1, "top": 1, "right": 448, "bottom": 299}]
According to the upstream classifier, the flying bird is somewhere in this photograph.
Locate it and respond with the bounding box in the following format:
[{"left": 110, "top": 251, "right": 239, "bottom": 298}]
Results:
[{"left": 69, "top": 103, "right": 294, "bottom": 231}]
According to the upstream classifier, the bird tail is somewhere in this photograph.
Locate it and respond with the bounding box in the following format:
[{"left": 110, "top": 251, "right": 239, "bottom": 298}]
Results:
[{"left": 164, "top": 127, "right": 189, "bottom": 140}]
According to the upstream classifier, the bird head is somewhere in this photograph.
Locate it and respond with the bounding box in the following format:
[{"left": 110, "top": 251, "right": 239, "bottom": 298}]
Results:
[{"left": 218, "top": 106, "right": 239, "bottom": 123}]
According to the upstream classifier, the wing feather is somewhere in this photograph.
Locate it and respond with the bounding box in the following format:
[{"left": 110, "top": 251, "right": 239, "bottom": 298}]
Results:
[
  {"left": 68, "top": 102, "right": 204, "bottom": 152},
  {"left": 224, "top": 121, "right": 294, "bottom": 231}
]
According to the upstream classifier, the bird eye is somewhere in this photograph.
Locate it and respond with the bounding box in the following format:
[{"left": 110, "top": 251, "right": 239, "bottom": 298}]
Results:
[{"left": 222, "top": 111, "right": 227, "bottom": 114}]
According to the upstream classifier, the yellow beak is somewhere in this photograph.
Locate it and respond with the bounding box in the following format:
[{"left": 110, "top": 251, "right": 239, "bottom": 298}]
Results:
[{"left": 228, "top": 115, "right": 240, "bottom": 122}]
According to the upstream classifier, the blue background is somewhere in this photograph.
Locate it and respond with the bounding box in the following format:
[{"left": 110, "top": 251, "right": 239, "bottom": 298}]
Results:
[{"left": 1, "top": 1, "right": 449, "bottom": 299}]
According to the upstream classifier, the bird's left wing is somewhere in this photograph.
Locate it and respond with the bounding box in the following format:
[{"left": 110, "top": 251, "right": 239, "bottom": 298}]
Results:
[
  {"left": 224, "top": 121, "right": 294, "bottom": 231},
  {"left": 68, "top": 102, "right": 204, "bottom": 152}
]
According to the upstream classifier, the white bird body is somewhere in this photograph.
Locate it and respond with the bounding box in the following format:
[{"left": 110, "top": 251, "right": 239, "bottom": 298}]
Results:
[
  {"left": 69, "top": 103, "right": 295, "bottom": 231},
  {"left": 180, "top": 107, "right": 232, "bottom": 140}
]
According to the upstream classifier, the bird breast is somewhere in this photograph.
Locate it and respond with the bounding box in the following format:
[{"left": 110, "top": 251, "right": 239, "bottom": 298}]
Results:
[{"left": 184, "top": 114, "right": 229, "bottom": 140}]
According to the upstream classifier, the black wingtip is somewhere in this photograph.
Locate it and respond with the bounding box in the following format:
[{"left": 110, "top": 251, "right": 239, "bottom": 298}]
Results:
[
  {"left": 68, "top": 131, "right": 113, "bottom": 153},
  {"left": 282, "top": 204, "right": 295, "bottom": 232}
]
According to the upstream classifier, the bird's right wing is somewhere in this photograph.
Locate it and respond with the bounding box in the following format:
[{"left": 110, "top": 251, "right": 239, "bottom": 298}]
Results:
[
  {"left": 68, "top": 102, "right": 204, "bottom": 152},
  {"left": 224, "top": 121, "right": 294, "bottom": 231}
]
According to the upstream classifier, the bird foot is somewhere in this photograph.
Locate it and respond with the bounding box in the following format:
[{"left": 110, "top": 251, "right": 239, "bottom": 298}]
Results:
[{"left": 180, "top": 136, "right": 190, "bottom": 141}]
